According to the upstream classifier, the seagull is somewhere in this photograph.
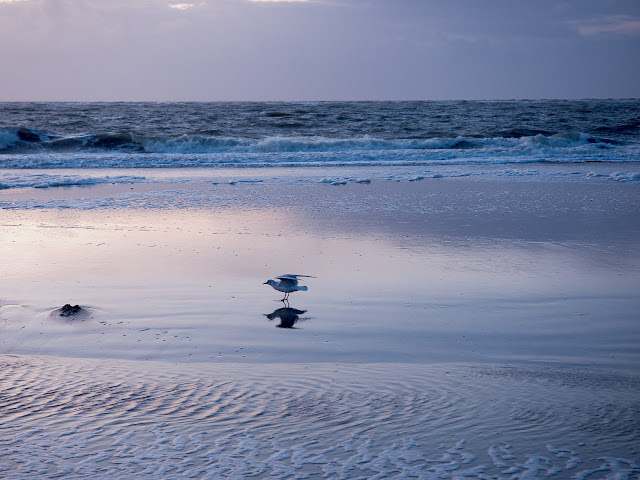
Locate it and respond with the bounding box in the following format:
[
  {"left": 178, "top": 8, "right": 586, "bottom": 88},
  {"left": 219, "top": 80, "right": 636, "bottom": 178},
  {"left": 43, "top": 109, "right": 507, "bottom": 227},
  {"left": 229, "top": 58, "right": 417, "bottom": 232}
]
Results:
[{"left": 263, "top": 274, "right": 314, "bottom": 302}]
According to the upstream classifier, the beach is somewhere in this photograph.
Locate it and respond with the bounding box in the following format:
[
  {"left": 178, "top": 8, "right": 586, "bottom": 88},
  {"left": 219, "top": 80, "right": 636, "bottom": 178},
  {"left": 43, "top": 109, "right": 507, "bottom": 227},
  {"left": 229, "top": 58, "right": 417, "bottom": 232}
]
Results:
[
  {"left": 1, "top": 167, "right": 639, "bottom": 478},
  {"left": 1, "top": 100, "right": 640, "bottom": 478}
]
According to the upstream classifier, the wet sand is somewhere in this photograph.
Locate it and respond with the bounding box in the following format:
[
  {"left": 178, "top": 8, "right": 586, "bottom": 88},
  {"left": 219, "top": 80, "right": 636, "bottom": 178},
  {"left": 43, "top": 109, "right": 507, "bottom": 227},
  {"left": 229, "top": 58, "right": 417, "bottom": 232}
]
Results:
[
  {"left": 1, "top": 173, "right": 639, "bottom": 478},
  {"left": 1, "top": 356, "right": 638, "bottom": 479},
  {"left": 1, "top": 174, "right": 638, "bottom": 368}
]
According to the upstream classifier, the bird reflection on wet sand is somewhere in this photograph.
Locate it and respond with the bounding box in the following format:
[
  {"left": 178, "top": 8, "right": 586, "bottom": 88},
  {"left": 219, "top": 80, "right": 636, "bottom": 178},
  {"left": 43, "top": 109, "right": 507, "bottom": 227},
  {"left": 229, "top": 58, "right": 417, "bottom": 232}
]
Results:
[{"left": 265, "top": 307, "right": 308, "bottom": 329}]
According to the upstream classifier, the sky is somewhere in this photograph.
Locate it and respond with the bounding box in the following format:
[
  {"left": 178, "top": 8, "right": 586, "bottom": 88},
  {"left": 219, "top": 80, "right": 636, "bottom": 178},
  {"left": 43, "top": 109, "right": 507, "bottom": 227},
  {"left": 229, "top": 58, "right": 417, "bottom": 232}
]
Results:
[{"left": 0, "top": 0, "right": 639, "bottom": 101}]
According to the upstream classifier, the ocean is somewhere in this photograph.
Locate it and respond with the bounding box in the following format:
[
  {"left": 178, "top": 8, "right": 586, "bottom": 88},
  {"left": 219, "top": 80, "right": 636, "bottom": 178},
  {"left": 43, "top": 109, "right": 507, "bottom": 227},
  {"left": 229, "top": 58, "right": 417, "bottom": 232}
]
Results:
[
  {"left": 1, "top": 100, "right": 639, "bottom": 479},
  {"left": 1, "top": 100, "right": 639, "bottom": 171}
]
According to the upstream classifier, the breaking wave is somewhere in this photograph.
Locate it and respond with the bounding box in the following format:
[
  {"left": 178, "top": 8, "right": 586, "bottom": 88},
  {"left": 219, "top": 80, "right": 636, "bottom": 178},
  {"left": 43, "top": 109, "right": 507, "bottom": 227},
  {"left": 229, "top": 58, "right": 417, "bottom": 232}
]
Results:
[
  {"left": 0, "top": 127, "right": 622, "bottom": 155},
  {"left": 1, "top": 131, "right": 637, "bottom": 170}
]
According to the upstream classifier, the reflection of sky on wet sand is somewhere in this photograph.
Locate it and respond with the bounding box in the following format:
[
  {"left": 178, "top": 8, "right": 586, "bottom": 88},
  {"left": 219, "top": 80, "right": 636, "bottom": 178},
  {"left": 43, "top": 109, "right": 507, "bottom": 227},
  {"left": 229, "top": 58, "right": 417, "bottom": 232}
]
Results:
[{"left": 1, "top": 180, "right": 639, "bottom": 369}]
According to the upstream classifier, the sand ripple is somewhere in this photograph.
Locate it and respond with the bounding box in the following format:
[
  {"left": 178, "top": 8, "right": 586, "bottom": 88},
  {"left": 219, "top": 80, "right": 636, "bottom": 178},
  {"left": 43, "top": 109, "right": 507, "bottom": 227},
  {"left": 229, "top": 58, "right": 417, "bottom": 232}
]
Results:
[{"left": 0, "top": 356, "right": 638, "bottom": 479}]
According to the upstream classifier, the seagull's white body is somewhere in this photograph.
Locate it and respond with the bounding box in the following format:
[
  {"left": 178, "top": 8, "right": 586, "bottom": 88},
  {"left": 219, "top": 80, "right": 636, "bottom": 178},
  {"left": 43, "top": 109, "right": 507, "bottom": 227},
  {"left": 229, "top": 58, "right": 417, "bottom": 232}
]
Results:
[{"left": 264, "top": 274, "right": 314, "bottom": 301}]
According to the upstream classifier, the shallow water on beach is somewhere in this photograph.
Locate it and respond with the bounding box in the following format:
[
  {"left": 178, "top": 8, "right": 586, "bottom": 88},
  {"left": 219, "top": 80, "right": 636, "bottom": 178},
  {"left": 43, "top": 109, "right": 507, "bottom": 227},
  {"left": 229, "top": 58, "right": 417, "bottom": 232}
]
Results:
[{"left": 1, "top": 176, "right": 639, "bottom": 368}]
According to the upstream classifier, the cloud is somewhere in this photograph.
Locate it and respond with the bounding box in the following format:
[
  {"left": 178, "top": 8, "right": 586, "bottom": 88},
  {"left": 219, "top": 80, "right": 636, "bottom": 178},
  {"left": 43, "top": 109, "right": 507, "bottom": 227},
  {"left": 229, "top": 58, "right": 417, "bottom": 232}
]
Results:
[
  {"left": 248, "top": 0, "right": 309, "bottom": 3},
  {"left": 570, "top": 15, "right": 640, "bottom": 36},
  {"left": 169, "top": 3, "right": 196, "bottom": 10},
  {"left": 0, "top": 0, "right": 29, "bottom": 3}
]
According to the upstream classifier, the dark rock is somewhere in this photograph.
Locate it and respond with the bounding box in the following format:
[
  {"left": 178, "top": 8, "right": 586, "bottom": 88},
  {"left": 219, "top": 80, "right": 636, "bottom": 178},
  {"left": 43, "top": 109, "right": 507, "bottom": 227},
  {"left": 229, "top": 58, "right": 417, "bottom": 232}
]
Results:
[{"left": 59, "top": 304, "right": 82, "bottom": 317}]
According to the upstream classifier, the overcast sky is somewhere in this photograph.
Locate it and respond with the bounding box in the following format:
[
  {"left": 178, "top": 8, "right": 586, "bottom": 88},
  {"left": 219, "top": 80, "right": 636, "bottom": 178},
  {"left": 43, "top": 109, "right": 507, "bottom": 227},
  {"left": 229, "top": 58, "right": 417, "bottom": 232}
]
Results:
[{"left": 1, "top": 0, "right": 639, "bottom": 101}]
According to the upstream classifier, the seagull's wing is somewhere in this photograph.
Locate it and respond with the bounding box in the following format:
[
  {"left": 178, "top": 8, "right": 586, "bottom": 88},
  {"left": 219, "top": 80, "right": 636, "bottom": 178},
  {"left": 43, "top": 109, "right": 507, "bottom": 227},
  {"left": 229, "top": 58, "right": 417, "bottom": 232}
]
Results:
[
  {"left": 276, "top": 276, "right": 298, "bottom": 286},
  {"left": 279, "top": 274, "right": 315, "bottom": 279}
]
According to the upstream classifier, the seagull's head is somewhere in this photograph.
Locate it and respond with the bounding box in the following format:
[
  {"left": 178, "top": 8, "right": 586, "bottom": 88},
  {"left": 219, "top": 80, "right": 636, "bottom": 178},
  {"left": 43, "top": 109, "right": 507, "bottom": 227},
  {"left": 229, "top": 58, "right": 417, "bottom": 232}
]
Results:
[{"left": 264, "top": 279, "right": 276, "bottom": 286}]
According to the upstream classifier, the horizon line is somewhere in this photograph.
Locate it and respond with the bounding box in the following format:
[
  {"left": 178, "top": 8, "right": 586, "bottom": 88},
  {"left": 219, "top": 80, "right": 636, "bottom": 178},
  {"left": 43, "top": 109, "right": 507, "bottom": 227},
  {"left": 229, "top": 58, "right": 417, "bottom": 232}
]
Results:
[{"left": 1, "top": 97, "right": 639, "bottom": 103}]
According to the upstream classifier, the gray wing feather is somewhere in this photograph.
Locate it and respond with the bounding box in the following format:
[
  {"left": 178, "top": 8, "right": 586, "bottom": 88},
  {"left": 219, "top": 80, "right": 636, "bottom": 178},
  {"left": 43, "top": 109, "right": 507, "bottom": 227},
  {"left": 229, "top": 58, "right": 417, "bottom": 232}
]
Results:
[{"left": 278, "top": 274, "right": 315, "bottom": 280}]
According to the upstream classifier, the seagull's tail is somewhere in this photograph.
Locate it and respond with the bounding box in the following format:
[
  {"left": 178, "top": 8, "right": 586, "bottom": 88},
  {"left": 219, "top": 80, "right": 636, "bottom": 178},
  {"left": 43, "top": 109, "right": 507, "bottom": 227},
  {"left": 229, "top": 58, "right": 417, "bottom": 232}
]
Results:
[{"left": 298, "top": 286, "right": 308, "bottom": 291}]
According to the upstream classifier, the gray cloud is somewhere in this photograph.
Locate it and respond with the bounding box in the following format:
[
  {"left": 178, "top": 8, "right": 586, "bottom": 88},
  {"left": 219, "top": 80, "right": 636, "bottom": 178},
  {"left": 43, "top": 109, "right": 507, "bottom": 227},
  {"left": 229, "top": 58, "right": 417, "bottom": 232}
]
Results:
[
  {"left": 1, "top": 0, "right": 638, "bottom": 100},
  {"left": 569, "top": 15, "right": 640, "bottom": 36}
]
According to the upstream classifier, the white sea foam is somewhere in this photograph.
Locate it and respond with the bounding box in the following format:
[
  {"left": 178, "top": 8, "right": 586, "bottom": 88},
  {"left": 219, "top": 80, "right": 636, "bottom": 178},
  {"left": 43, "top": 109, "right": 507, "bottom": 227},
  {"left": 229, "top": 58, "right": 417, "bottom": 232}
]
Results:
[
  {"left": 318, "top": 176, "right": 371, "bottom": 185},
  {"left": 0, "top": 173, "right": 146, "bottom": 190},
  {"left": 610, "top": 171, "right": 640, "bottom": 182}
]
